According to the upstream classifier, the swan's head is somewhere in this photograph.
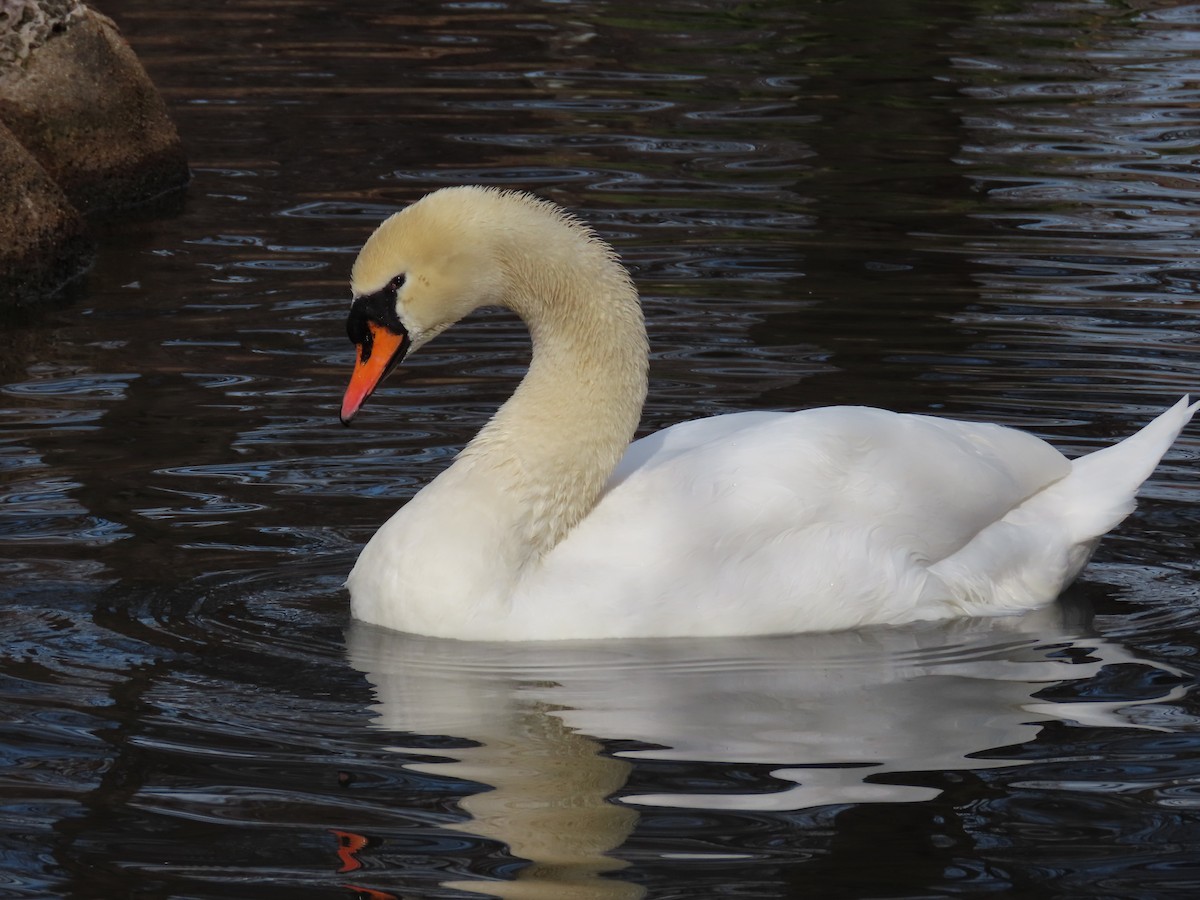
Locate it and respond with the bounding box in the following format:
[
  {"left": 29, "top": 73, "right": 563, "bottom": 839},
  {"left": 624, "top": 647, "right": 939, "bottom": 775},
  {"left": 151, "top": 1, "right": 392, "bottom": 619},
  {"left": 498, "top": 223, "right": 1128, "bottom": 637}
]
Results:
[
  {"left": 340, "top": 185, "right": 638, "bottom": 424},
  {"left": 339, "top": 186, "right": 518, "bottom": 424}
]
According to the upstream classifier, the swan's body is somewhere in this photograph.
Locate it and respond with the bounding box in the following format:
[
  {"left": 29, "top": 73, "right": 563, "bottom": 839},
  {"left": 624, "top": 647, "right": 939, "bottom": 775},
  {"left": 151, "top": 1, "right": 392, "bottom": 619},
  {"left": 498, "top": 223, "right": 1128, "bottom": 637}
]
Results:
[{"left": 339, "top": 186, "right": 1196, "bottom": 641}]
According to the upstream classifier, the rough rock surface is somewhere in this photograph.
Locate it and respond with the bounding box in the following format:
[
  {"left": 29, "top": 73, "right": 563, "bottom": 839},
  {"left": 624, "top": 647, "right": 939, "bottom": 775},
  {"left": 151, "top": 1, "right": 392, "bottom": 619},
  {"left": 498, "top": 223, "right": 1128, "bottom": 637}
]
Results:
[
  {"left": 1, "top": 3, "right": 189, "bottom": 214},
  {"left": 0, "top": 116, "right": 90, "bottom": 302},
  {"left": 0, "top": 1, "right": 189, "bottom": 302}
]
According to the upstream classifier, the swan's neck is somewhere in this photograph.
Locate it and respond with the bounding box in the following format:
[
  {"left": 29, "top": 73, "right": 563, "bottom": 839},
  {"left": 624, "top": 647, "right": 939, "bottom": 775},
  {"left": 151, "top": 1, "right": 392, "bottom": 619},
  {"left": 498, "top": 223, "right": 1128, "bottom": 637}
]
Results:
[
  {"left": 350, "top": 204, "right": 649, "bottom": 635},
  {"left": 453, "top": 230, "right": 648, "bottom": 559}
]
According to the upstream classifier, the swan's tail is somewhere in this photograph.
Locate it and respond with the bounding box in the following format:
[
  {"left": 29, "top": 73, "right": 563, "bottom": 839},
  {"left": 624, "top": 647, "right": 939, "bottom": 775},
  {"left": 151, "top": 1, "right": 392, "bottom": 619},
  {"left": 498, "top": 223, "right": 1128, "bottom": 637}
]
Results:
[{"left": 926, "top": 397, "right": 1198, "bottom": 615}]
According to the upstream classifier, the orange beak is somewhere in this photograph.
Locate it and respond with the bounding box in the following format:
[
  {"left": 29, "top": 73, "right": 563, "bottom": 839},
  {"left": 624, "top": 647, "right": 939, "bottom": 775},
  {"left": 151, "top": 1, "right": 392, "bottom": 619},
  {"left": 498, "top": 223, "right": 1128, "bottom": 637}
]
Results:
[{"left": 340, "top": 320, "right": 409, "bottom": 425}]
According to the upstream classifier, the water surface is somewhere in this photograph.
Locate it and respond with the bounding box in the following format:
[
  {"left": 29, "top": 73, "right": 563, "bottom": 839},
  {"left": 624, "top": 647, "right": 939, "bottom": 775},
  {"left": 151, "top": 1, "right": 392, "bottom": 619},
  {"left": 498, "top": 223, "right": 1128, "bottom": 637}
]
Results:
[{"left": 3, "top": 1, "right": 1200, "bottom": 897}]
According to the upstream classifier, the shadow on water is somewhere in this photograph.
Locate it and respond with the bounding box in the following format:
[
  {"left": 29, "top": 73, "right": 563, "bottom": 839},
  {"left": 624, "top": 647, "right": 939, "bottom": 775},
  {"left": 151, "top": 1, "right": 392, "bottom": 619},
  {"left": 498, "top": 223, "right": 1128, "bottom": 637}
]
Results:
[{"left": 3, "top": 0, "right": 1200, "bottom": 897}]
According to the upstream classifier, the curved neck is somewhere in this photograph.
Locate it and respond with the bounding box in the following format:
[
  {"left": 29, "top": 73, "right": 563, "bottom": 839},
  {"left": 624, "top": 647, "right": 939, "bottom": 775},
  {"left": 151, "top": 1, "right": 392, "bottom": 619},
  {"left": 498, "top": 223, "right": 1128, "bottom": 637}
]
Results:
[
  {"left": 458, "top": 228, "right": 649, "bottom": 557},
  {"left": 348, "top": 192, "right": 652, "bottom": 637}
]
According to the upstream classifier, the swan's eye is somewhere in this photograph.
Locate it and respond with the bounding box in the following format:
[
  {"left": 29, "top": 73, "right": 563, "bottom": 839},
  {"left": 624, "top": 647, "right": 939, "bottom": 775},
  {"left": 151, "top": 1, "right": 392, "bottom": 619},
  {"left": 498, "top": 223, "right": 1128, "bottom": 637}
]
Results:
[{"left": 389, "top": 274, "right": 406, "bottom": 293}]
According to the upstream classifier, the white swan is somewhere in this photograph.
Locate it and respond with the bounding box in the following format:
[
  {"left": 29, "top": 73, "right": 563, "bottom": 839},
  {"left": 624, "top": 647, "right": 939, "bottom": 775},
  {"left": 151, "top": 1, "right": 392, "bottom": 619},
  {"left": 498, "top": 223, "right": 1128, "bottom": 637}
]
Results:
[{"left": 338, "top": 185, "right": 1196, "bottom": 641}]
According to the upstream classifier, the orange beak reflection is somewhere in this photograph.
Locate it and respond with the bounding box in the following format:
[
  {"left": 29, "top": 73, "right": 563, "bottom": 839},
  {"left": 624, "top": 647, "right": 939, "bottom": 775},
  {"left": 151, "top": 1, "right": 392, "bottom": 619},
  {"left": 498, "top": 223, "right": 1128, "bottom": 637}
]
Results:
[{"left": 340, "top": 321, "right": 409, "bottom": 425}]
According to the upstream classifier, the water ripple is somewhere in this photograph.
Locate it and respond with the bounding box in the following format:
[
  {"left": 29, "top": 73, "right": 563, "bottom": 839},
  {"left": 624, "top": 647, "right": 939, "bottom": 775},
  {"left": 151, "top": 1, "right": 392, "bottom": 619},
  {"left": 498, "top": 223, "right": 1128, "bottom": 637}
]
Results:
[{"left": 2, "top": 0, "right": 1200, "bottom": 897}]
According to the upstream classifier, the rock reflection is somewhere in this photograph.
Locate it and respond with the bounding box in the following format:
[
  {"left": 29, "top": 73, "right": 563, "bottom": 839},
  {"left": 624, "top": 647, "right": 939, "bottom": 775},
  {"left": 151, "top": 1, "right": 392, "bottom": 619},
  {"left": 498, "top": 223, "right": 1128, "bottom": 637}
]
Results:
[{"left": 344, "top": 602, "right": 1186, "bottom": 897}]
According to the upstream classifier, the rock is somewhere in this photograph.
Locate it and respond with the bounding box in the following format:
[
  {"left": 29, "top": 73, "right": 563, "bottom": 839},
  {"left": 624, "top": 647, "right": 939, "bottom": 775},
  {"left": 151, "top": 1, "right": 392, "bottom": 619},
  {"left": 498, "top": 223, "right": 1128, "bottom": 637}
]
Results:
[
  {"left": 0, "top": 1, "right": 189, "bottom": 303},
  {"left": 0, "top": 0, "right": 85, "bottom": 65},
  {"left": 0, "top": 117, "right": 91, "bottom": 303},
  {"left": 0, "top": 2, "right": 189, "bottom": 215}
]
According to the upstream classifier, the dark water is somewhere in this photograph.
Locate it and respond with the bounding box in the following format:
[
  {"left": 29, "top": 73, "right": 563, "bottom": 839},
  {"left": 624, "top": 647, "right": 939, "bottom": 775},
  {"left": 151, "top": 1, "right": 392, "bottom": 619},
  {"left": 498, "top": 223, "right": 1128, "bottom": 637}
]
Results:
[{"left": 3, "top": 0, "right": 1200, "bottom": 897}]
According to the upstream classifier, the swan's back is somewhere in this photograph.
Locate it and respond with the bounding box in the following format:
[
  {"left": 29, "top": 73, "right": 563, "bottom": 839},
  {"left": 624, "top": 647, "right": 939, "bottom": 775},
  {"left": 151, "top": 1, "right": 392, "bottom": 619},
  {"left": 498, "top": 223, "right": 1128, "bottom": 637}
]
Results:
[{"left": 515, "top": 406, "right": 1074, "bottom": 638}]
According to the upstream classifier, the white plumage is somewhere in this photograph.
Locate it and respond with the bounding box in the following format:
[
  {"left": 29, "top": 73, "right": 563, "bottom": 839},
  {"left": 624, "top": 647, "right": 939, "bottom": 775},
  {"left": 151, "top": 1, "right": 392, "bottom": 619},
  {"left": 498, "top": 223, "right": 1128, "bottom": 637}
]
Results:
[{"left": 338, "top": 186, "right": 1196, "bottom": 641}]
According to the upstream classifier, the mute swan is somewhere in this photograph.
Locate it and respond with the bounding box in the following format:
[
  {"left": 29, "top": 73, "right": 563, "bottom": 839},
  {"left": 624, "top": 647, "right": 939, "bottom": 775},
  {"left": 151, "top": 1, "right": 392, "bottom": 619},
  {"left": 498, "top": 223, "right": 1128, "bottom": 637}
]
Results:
[{"left": 338, "top": 185, "right": 1196, "bottom": 641}]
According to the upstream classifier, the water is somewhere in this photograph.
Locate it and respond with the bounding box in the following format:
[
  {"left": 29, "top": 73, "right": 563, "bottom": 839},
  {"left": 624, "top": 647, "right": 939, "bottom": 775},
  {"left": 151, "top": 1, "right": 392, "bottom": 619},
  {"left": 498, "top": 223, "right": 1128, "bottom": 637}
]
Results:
[{"left": 3, "top": 0, "right": 1200, "bottom": 896}]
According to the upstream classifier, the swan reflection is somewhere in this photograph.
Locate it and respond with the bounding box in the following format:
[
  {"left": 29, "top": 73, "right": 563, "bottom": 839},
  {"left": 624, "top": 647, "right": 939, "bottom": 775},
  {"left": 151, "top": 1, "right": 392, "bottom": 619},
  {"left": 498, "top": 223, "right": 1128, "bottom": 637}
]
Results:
[{"left": 343, "top": 602, "right": 1185, "bottom": 898}]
